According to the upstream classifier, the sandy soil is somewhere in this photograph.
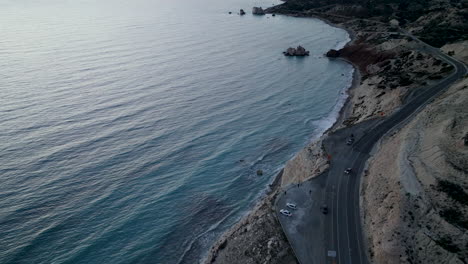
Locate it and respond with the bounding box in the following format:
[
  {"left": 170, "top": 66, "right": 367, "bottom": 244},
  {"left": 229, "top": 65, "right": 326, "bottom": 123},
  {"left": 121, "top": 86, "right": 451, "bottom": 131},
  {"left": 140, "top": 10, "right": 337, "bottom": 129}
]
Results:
[{"left": 362, "top": 78, "right": 468, "bottom": 263}]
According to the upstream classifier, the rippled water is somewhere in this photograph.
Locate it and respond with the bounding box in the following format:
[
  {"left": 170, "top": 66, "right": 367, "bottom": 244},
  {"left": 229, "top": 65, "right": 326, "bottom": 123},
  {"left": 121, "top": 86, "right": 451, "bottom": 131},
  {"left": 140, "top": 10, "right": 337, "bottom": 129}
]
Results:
[{"left": 0, "top": 0, "right": 352, "bottom": 263}]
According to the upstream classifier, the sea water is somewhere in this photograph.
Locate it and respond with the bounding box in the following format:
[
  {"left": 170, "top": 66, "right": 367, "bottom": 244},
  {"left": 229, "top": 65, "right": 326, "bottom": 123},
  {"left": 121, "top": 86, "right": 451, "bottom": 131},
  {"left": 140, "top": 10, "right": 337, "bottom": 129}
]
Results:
[{"left": 0, "top": 0, "right": 353, "bottom": 263}]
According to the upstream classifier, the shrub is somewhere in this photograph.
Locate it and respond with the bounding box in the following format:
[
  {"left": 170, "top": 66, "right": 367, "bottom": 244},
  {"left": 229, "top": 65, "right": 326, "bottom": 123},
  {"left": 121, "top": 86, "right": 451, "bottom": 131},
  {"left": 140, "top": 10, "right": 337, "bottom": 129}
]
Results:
[
  {"left": 437, "top": 180, "right": 468, "bottom": 206},
  {"left": 435, "top": 236, "right": 460, "bottom": 253},
  {"left": 439, "top": 208, "right": 468, "bottom": 229}
]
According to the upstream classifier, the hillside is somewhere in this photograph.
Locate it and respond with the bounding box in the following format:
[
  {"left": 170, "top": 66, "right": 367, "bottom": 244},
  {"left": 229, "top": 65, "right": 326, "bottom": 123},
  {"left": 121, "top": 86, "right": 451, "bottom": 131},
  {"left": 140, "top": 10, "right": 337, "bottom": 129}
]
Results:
[{"left": 267, "top": 0, "right": 468, "bottom": 47}]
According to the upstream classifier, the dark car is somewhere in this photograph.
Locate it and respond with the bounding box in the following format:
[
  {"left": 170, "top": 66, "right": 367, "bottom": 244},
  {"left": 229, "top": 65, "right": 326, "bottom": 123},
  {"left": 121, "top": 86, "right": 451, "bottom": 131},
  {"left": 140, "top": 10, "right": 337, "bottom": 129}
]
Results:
[
  {"left": 321, "top": 205, "right": 328, "bottom": 214},
  {"left": 344, "top": 168, "right": 353, "bottom": 174}
]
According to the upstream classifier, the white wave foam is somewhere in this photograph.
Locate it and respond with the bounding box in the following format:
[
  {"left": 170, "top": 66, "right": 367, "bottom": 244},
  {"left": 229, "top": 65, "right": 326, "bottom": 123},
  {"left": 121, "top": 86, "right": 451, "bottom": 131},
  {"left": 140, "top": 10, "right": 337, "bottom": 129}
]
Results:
[
  {"left": 333, "top": 30, "right": 351, "bottom": 50},
  {"left": 310, "top": 67, "right": 354, "bottom": 141}
]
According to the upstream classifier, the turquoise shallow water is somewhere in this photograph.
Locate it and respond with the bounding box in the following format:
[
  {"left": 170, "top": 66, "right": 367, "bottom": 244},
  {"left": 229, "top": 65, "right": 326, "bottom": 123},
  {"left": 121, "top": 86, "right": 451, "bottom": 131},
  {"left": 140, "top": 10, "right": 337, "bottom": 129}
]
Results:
[{"left": 0, "top": 0, "right": 352, "bottom": 263}]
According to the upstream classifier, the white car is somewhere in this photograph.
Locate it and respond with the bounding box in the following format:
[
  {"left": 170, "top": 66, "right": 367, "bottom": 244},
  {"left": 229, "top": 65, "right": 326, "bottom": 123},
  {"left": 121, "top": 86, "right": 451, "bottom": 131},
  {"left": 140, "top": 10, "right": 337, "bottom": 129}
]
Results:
[
  {"left": 286, "top": 202, "right": 297, "bottom": 210},
  {"left": 280, "top": 209, "right": 292, "bottom": 216}
]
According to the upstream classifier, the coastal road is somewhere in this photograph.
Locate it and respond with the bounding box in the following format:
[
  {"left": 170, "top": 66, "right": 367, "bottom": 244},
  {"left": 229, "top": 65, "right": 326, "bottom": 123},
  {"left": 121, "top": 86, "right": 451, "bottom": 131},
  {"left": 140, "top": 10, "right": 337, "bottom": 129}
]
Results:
[{"left": 275, "top": 28, "right": 467, "bottom": 264}]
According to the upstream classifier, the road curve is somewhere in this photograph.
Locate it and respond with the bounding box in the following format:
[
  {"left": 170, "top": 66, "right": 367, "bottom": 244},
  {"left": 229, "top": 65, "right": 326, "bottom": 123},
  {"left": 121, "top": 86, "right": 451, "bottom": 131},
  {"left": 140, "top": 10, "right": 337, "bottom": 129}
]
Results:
[{"left": 275, "top": 28, "right": 467, "bottom": 264}]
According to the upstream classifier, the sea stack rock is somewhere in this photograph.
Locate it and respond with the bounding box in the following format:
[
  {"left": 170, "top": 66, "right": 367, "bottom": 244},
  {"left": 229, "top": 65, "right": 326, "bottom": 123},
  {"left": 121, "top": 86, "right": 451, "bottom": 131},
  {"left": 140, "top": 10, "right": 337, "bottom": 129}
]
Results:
[
  {"left": 326, "top": 49, "right": 340, "bottom": 57},
  {"left": 284, "top": 47, "right": 296, "bottom": 56},
  {"left": 252, "top": 7, "right": 265, "bottom": 15},
  {"left": 295, "top": 45, "right": 308, "bottom": 56},
  {"left": 240, "top": 9, "right": 246, "bottom": 15},
  {"left": 283, "top": 45, "right": 310, "bottom": 56}
]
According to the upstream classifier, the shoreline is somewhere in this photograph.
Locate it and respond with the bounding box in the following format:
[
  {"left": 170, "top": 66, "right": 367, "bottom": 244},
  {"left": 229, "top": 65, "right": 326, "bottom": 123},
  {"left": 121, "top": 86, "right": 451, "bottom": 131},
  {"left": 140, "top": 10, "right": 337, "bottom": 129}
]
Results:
[
  {"left": 204, "top": 14, "right": 359, "bottom": 263},
  {"left": 206, "top": 1, "right": 467, "bottom": 262}
]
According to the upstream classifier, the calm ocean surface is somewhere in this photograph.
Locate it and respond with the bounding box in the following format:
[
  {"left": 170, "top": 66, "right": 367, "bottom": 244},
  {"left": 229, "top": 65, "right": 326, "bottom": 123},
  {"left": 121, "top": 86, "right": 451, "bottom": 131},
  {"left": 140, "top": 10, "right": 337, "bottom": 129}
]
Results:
[{"left": 0, "top": 0, "right": 352, "bottom": 263}]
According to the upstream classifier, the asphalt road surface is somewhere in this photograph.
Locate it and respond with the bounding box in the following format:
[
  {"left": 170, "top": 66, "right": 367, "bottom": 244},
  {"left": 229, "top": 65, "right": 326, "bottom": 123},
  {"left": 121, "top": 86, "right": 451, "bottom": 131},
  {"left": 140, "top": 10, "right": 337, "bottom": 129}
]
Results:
[{"left": 276, "top": 29, "right": 467, "bottom": 264}]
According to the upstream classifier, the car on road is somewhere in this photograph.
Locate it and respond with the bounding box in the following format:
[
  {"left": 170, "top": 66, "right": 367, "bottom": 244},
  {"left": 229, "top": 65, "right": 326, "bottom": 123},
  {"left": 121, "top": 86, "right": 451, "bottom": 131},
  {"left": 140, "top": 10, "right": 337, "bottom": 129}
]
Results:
[
  {"left": 286, "top": 202, "right": 297, "bottom": 210},
  {"left": 280, "top": 209, "right": 292, "bottom": 216},
  {"left": 344, "top": 168, "right": 353, "bottom": 174},
  {"left": 346, "top": 134, "right": 355, "bottom": 145},
  {"left": 321, "top": 205, "right": 328, "bottom": 214}
]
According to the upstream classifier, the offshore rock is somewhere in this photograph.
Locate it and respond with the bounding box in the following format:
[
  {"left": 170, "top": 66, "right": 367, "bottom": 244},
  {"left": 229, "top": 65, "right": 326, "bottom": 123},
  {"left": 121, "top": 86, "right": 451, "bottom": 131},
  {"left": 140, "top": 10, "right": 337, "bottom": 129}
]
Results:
[
  {"left": 239, "top": 9, "right": 246, "bottom": 15},
  {"left": 283, "top": 45, "right": 309, "bottom": 56},
  {"left": 252, "top": 7, "right": 265, "bottom": 15}
]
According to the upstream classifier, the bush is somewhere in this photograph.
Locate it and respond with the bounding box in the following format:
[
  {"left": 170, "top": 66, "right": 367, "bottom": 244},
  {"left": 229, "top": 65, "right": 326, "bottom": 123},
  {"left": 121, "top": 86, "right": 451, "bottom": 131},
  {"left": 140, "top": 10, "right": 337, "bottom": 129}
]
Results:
[
  {"left": 439, "top": 208, "right": 468, "bottom": 229},
  {"left": 437, "top": 180, "right": 468, "bottom": 206},
  {"left": 435, "top": 236, "right": 460, "bottom": 253}
]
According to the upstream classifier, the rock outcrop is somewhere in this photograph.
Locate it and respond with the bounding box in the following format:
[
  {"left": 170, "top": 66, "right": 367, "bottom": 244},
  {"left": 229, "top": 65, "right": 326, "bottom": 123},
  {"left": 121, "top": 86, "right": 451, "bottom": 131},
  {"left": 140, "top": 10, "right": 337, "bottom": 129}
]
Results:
[
  {"left": 252, "top": 7, "right": 265, "bottom": 15},
  {"left": 283, "top": 45, "right": 309, "bottom": 56},
  {"left": 281, "top": 138, "right": 328, "bottom": 187},
  {"left": 204, "top": 175, "right": 297, "bottom": 264},
  {"left": 239, "top": 9, "right": 246, "bottom": 15},
  {"left": 326, "top": 49, "right": 340, "bottom": 57}
]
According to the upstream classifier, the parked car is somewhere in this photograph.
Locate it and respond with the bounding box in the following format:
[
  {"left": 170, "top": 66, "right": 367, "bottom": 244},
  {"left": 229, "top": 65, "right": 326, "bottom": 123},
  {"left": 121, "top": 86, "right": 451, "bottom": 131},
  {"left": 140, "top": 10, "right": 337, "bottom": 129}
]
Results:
[
  {"left": 280, "top": 209, "right": 292, "bottom": 216},
  {"left": 286, "top": 202, "right": 297, "bottom": 210},
  {"left": 321, "top": 205, "right": 328, "bottom": 214}
]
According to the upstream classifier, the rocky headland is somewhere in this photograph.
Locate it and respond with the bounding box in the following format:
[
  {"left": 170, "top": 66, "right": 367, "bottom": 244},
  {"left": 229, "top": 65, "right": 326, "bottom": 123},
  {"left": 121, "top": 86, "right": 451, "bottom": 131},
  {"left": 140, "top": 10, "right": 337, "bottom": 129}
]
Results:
[
  {"left": 252, "top": 7, "right": 266, "bottom": 15},
  {"left": 205, "top": 0, "right": 467, "bottom": 263}
]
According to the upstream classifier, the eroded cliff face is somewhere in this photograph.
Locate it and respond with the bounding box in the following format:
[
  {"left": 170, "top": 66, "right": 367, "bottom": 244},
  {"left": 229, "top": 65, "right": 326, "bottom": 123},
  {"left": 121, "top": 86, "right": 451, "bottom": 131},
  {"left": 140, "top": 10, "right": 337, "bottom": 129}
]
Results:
[
  {"left": 281, "top": 137, "right": 329, "bottom": 187},
  {"left": 329, "top": 19, "right": 454, "bottom": 127},
  {"left": 204, "top": 188, "right": 297, "bottom": 264},
  {"left": 362, "top": 78, "right": 468, "bottom": 264}
]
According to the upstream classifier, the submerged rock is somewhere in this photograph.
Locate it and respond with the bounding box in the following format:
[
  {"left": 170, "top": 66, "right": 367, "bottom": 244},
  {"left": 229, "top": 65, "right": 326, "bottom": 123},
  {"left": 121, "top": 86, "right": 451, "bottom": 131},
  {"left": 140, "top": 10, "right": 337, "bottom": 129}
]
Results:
[
  {"left": 283, "top": 45, "right": 310, "bottom": 56},
  {"left": 256, "top": 169, "right": 263, "bottom": 176},
  {"left": 219, "top": 240, "right": 227, "bottom": 249},
  {"left": 252, "top": 7, "right": 265, "bottom": 15}
]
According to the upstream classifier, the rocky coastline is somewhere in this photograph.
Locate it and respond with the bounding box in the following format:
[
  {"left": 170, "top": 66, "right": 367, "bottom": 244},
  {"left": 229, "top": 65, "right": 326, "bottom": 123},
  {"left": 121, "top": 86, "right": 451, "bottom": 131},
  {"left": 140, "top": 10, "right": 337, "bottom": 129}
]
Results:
[{"left": 205, "top": 1, "right": 467, "bottom": 263}]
